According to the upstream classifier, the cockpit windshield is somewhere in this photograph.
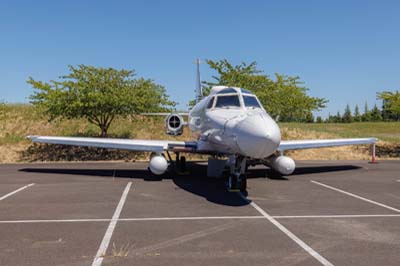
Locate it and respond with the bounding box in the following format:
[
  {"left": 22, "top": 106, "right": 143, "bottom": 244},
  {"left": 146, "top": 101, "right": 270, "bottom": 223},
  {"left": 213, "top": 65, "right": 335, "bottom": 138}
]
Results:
[
  {"left": 243, "top": 95, "right": 261, "bottom": 108},
  {"left": 241, "top": 88, "right": 253, "bottom": 94},
  {"left": 217, "top": 88, "right": 237, "bottom": 94},
  {"left": 215, "top": 95, "right": 241, "bottom": 108}
]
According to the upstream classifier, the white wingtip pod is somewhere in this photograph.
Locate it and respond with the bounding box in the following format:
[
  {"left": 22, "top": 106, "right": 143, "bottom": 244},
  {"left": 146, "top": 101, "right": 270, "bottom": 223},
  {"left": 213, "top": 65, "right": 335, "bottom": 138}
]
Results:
[{"left": 149, "top": 154, "right": 168, "bottom": 175}]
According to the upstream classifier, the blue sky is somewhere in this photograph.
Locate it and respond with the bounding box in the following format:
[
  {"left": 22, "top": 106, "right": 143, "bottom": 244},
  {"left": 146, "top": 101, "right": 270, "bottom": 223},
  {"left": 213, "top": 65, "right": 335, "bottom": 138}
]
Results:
[{"left": 0, "top": 0, "right": 399, "bottom": 117}]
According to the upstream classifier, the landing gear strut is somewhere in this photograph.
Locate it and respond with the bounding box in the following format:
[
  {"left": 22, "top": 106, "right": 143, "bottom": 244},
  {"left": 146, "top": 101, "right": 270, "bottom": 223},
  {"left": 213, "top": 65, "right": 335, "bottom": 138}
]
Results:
[
  {"left": 175, "top": 152, "right": 187, "bottom": 173},
  {"left": 165, "top": 151, "right": 188, "bottom": 174},
  {"left": 228, "top": 155, "right": 247, "bottom": 193}
]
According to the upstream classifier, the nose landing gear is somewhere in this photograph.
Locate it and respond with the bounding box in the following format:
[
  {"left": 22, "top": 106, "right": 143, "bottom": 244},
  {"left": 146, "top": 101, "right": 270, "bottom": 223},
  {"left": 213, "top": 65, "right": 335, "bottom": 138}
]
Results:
[{"left": 228, "top": 155, "right": 247, "bottom": 194}]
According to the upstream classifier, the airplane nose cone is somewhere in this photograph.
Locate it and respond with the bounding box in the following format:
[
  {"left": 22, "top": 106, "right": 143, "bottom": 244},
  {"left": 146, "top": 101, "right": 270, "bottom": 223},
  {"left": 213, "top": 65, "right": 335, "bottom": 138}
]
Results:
[{"left": 235, "top": 114, "right": 281, "bottom": 158}]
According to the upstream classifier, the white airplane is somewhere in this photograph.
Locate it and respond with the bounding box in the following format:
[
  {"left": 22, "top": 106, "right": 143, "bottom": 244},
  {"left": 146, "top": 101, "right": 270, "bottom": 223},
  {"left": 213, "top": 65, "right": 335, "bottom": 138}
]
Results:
[{"left": 28, "top": 61, "right": 377, "bottom": 193}]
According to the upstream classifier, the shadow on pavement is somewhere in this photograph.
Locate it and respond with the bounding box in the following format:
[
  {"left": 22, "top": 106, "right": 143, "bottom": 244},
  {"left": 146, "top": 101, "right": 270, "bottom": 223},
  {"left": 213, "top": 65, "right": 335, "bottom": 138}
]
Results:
[
  {"left": 20, "top": 162, "right": 250, "bottom": 206},
  {"left": 20, "top": 162, "right": 361, "bottom": 206},
  {"left": 292, "top": 165, "right": 361, "bottom": 175}
]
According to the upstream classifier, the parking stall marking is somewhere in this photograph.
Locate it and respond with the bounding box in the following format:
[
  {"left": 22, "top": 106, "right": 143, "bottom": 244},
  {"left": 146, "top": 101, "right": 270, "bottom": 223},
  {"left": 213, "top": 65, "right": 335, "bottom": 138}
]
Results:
[
  {"left": 1, "top": 214, "right": 400, "bottom": 224},
  {"left": 311, "top": 180, "right": 400, "bottom": 213},
  {"left": 0, "top": 216, "right": 264, "bottom": 224},
  {"left": 0, "top": 183, "right": 35, "bottom": 201},
  {"left": 92, "top": 182, "right": 132, "bottom": 266},
  {"left": 249, "top": 201, "right": 334, "bottom": 266},
  {"left": 273, "top": 214, "right": 400, "bottom": 219}
]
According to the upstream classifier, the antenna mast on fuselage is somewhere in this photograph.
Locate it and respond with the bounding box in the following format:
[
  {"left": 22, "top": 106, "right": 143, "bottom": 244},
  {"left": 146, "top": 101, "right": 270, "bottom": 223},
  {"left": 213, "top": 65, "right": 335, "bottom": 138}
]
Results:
[{"left": 195, "top": 58, "right": 203, "bottom": 103}]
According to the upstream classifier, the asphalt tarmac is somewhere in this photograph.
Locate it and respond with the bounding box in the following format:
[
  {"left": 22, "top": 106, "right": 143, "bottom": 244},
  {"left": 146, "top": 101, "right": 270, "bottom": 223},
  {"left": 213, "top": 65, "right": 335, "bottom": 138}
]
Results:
[{"left": 0, "top": 160, "right": 399, "bottom": 266}]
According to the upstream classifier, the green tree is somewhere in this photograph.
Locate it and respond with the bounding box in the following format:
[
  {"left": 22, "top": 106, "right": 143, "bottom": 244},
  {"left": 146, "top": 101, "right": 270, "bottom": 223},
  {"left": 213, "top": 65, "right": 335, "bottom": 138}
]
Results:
[
  {"left": 342, "top": 104, "right": 353, "bottom": 123},
  {"left": 304, "top": 112, "right": 314, "bottom": 123},
  {"left": 335, "top": 111, "right": 342, "bottom": 123},
  {"left": 362, "top": 102, "right": 371, "bottom": 122},
  {"left": 202, "top": 59, "right": 327, "bottom": 121},
  {"left": 370, "top": 104, "right": 382, "bottom": 121},
  {"left": 316, "top": 116, "right": 323, "bottom": 123},
  {"left": 28, "top": 65, "right": 175, "bottom": 137},
  {"left": 377, "top": 91, "right": 400, "bottom": 121},
  {"left": 353, "top": 104, "right": 361, "bottom": 122}
]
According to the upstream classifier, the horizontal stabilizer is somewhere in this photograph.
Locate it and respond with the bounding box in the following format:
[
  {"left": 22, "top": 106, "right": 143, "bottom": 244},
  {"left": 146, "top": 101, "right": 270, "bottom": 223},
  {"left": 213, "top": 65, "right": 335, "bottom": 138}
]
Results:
[{"left": 141, "top": 112, "right": 189, "bottom": 116}]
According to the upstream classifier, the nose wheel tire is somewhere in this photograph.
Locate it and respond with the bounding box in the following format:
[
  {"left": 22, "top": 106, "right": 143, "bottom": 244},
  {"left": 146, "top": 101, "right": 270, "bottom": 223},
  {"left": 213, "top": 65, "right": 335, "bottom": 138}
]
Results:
[
  {"left": 227, "top": 155, "right": 248, "bottom": 193},
  {"left": 240, "top": 176, "right": 247, "bottom": 193},
  {"left": 228, "top": 174, "right": 247, "bottom": 193}
]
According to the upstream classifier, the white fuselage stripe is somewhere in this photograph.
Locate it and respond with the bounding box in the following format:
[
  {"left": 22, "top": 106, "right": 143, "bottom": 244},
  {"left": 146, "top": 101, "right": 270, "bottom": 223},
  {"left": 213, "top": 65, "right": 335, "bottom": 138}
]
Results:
[
  {"left": 249, "top": 201, "right": 334, "bottom": 266},
  {"left": 0, "top": 183, "right": 35, "bottom": 201},
  {"left": 311, "top": 180, "right": 400, "bottom": 213},
  {"left": 92, "top": 182, "right": 132, "bottom": 266}
]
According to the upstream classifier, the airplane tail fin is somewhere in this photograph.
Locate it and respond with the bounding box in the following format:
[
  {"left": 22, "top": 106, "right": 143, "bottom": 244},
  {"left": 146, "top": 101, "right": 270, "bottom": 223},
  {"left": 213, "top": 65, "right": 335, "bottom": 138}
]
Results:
[{"left": 195, "top": 58, "right": 203, "bottom": 104}]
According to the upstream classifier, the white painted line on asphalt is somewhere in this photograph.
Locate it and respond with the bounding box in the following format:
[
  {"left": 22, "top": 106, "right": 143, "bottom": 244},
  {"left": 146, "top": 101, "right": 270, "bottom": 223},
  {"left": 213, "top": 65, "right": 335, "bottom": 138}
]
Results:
[
  {"left": 311, "top": 180, "right": 400, "bottom": 213},
  {"left": 119, "top": 216, "right": 263, "bottom": 222},
  {"left": 0, "top": 216, "right": 264, "bottom": 224},
  {"left": 273, "top": 214, "right": 400, "bottom": 219},
  {"left": 0, "top": 183, "right": 35, "bottom": 201},
  {"left": 249, "top": 201, "right": 334, "bottom": 266},
  {"left": 1, "top": 214, "right": 400, "bottom": 224},
  {"left": 92, "top": 182, "right": 132, "bottom": 266},
  {"left": 0, "top": 213, "right": 400, "bottom": 224},
  {"left": 0, "top": 218, "right": 111, "bottom": 224}
]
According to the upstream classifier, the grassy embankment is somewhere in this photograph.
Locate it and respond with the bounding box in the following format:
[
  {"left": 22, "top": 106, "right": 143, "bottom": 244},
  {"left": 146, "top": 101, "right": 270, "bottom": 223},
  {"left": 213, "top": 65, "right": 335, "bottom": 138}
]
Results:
[{"left": 0, "top": 104, "right": 399, "bottom": 163}]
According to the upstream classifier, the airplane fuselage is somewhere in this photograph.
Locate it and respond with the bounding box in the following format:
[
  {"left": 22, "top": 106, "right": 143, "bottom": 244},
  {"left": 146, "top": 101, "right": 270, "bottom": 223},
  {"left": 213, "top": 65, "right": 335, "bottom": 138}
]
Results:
[{"left": 188, "top": 86, "right": 281, "bottom": 159}]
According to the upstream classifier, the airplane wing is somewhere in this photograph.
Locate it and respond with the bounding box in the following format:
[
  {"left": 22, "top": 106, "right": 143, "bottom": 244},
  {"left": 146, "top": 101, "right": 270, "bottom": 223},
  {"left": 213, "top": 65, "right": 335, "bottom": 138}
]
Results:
[
  {"left": 278, "top": 138, "right": 377, "bottom": 151},
  {"left": 27, "top": 136, "right": 197, "bottom": 153}
]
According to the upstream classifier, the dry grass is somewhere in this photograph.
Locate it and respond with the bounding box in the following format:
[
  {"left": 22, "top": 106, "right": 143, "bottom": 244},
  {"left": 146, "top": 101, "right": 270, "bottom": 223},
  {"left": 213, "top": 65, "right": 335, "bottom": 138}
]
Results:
[
  {"left": 280, "top": 125, "right": 399, "bottom": 160},
  {"left": 280, "top": 126, "right": 370, "bottom": 160},
  {"left": 0, "top": 142, "right": 30, "bottom": 163},
  {"left": 0, "top": 104, "right": 398, "bottom": 163},
  {"left": 110, "top": 242, "right": 132, "bottom": 257}
]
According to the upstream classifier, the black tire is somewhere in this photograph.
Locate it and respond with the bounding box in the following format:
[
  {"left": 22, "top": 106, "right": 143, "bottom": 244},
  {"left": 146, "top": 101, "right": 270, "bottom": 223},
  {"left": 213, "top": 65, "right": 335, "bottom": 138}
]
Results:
[
  {"left": 229, "top": 175, "right": 239, "bottom": 191},
  {"left": 180, "top": 156, "right": 187, "bottom": 171},
  {"left": 240, "top": 176, "right": 247, "bottom": 192}
]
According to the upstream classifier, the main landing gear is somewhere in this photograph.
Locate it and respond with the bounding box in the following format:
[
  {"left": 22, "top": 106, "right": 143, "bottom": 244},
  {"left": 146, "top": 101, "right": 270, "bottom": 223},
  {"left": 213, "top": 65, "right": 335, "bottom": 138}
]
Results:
[
  {"left": 228, "top": 155, "right": 247, "bottom": 194},
  {"left": 166, "top": 151, "right": 188, "bottom": 174}
]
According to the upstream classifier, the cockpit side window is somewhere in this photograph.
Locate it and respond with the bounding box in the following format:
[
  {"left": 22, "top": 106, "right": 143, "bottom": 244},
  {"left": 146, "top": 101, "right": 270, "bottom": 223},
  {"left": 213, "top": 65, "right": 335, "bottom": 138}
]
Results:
[
  {"left": 215, "top": 95, "right": 241, "bottom": 108},
  {"left": 243, "top": 95, "right": 261, "bottom": 108},
  {"left": 206, "top": 96, "right": 214, "bottom": 109}
]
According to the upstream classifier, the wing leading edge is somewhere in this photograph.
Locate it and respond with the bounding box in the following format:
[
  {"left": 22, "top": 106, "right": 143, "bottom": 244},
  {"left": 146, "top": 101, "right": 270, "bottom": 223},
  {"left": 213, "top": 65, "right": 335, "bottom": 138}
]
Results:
[
  {"left": 278, "top": 138, "right": 377, "bottom": 152},
  {"left": 27, "top": 136, "right": 197, "bottom": 153}
]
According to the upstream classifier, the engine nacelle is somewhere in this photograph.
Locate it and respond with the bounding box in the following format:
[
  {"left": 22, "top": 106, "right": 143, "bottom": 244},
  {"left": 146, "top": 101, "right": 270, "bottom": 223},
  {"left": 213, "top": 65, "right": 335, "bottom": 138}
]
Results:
[
  {"left": 267, "top": 155, "right": 296, "bottom": 175},
  {"left": 165, "top": 113, "right": 184, "bottom": 136},
  {"left": 148, "top": 155, "right": 168, "bottom": 175}
]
